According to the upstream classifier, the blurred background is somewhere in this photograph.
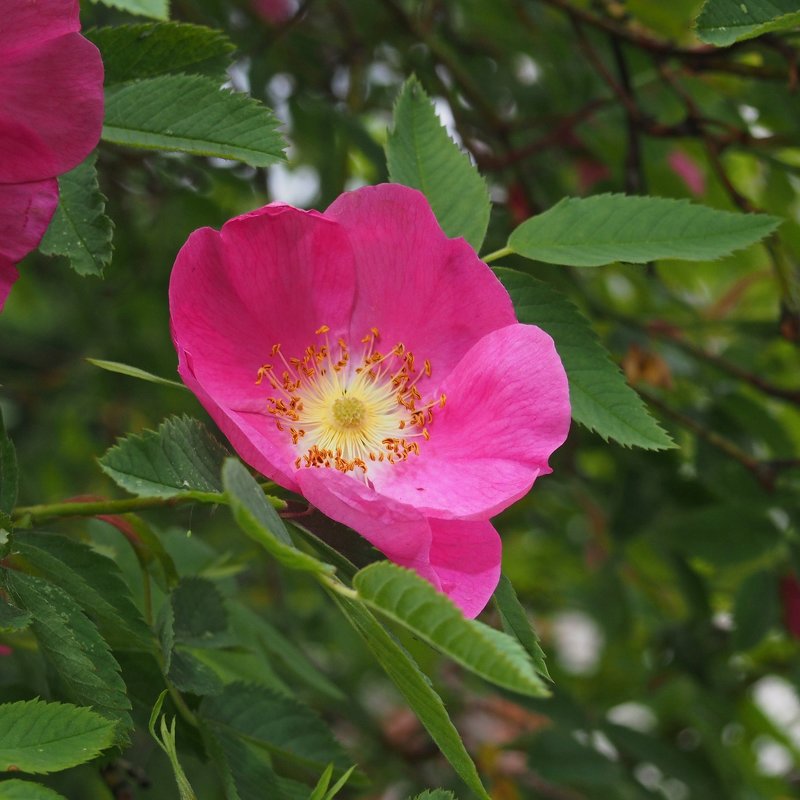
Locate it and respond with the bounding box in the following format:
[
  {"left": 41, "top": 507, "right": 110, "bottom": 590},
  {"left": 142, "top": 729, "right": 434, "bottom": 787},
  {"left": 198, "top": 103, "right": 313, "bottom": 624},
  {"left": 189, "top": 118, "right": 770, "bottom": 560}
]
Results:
[{"left": 3, "top": 0, "right": 800, "bottom": 797}]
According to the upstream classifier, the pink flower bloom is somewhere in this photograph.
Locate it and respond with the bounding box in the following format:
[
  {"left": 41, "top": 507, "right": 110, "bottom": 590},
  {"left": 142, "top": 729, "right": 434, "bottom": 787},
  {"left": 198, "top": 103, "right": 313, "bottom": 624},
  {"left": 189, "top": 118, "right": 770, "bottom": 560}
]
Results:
[
  {"left": 251, "top": 0, "right": 297, "bottom": 25},
  {"left": 0, "top": 0, "right": 104, "bottom": 309},
  {"left": 667, "top": 149, "right": 706, "bottom": 197},
  {"left": 170, "top": 185, "right": 570, "bottom": 617}
]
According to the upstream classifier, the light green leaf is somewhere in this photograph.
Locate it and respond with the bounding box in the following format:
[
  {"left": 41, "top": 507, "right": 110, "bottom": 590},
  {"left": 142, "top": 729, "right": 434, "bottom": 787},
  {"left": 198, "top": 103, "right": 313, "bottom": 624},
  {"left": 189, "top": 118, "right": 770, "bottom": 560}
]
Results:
[
  {"left": 5, "top": 572, "right": 132, "bottom": 736},
  {"left": 696, "top": 0, "right": 800, "bottom": 45},
  {"left": 496, "top": 268, "right": 674, "bottom": 450},
  {"left": 0, "top": 781, "right": 68, "bottom": 800},
  {"left": 149, "top": 691, "right": 197, "bottom": 800},
  {"left": 86, "top": 23, "right": 234, "bottom": 84},
  {"left": 0, "top": 699, "right": 115, "bottom": 774},
  {"left": 89, "top": 0, "right": 169, "bottom": 20},
  {"left": 99, "top": 416, "right": 230, "bottom": 498},
  {"left": 199, "top": 682, "right": 350, "bottom": 775},
  {"left": 493, "top": 573, "right": 549, "bottom": 680},
  {"left": 103, "top": 75, "right": 285, "bottom": 166},
  {"left": 353, "top": 563, "right": 548, "bottom": 697},
  {"left": 308, "top": 764, "right": 356, "bottom": 800},
  {"left": 507, "top": 194, "right": 781, "bottom": 267},
  {"left": 0, "top": 409, "right": 16, "bottom": 515},
  {"left": 39, "top": 154, "right": 113, "bottom": 277},
  {"left": 331, "top": 593, "right": 489, "bottom": 800},
  {"left": 222, "top": 459, "right": 333, "bottom": 575},
  {"left": 12, "top": 532, "right": 153, "bottom": 650},
  {"left": 387, "top": 76, "right": 490, "bottom": 251},
  {"left": 87, "top": 358, "right": 187, "bottom": 390}
]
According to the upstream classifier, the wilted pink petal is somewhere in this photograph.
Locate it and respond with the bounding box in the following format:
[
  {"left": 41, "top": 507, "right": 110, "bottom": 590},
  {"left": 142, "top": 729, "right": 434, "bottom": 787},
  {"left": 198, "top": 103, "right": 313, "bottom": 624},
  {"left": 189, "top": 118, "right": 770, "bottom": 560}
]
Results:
[
  {"left": 668, "top": 149, "right": 706, "bottom": 196},
  {"left": 0, "top": 0, "right": 103, "bottom": 309},
  {"left": 0, "top": 178, "right": 58, "bottom": 308},
  {"left": 170, "top": 184, "right": 571, "bottom": 616}
]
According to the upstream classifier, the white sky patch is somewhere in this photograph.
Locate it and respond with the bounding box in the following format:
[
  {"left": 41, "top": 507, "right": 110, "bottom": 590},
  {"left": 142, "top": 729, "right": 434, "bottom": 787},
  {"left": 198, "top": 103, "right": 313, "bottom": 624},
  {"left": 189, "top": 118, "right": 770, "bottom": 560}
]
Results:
[
  {"left": 515, "top": 54, "right": 541, "bottom": 85},
  {"left": 552, "top": 611, "right": 604, "bottom": 675},
  {"left": 607, "top": 702, "right": 658, "bottom": 733},
  {"left": 268, "top": 164, "right": 319, "bottom": 207},
  {"left": 432, "top": 96, "right": 462, "bottom": 146}
]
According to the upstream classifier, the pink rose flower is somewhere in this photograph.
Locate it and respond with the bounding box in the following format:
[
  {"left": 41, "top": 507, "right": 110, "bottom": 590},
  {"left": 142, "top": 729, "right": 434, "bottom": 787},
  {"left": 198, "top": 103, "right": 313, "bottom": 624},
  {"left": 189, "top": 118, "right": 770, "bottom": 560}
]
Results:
[
  {"left": 251, "top": 0, "right": 297, "bottom": 25},
  {"left": 170, "top": 185, "right": 571, "bottom": 616},
  {"left": 0, "top": 0, "right": 104, "bottom": 309}
]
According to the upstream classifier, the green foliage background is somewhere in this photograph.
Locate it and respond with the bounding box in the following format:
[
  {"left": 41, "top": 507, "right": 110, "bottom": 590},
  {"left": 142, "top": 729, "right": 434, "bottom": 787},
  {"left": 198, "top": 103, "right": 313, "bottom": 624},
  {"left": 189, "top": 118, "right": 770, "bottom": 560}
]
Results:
[{"left": 2, "top": 0, "right": 800, "bottom": 798}]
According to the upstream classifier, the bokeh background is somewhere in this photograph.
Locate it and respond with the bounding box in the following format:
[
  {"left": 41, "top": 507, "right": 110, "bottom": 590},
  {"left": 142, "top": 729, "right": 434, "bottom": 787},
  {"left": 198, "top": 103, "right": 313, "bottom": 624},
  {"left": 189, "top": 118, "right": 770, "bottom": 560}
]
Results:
[{"left": 2, "top": 1, "right": 800, "bottom": 797}]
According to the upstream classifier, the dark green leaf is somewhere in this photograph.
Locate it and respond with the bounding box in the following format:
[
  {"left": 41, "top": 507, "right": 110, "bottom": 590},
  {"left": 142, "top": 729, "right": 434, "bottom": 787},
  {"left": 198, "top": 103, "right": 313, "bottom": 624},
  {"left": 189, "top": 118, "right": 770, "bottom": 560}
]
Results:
[
  {"left": 5, "top": 571, "right": 132, "bottom": 736},
  {"left": 507, "top": 195, "right": 780, "bottom": 266},
  {"left": 0, "top": 406, "right": 18, "bottom": 515},
  {"left": 657, "top": 505, "right": 781, "bottom": 565},
  {"left": 734, "top": 569, "right": 780, "bottom": 649},
  {"left": 387, "top": 76, "right": 491, "bottom": 251},
  {"left": 0, "top": 596, "right": 32, "bottom": 633},
  {"left": 222, "top": 459, "right": 333, "bottom": 575},
  {"left": 0, "top": 699, "right": 115, "bottom": 774},
  {"left": 353, "top": 563, "right": 549, "bottom": 697},
  {"left": 86, "top": 23, "right": 235, "bottom": 84},
  {"left": 99, "top": 415, "right": 230, "bottom": 498},
  {"left": 199, "top": 682, "right": 350, "bottom": 774},
  {"left": 330, "top": 593, "right": 489, "bottom": 800},
  {"left": 39, "top": 153, "right": 113, "bottom": 277},
  {"left": 496, "top": 268, "right": 674, "bottom": 449},
  {"left": 103, "top": 75, "right": 286, "bottom": 166},
  {"left": 13, "top": 532, "right": 153, "bottom": 650},
  {"left": 170, "top": 577, "right": 229, "bottom": 647},
  {"left": 493, "top": 573, "right": 549, "bottom": 680},
  {"left": 696, "top": 0, "right": 800, "bottom": 46}
]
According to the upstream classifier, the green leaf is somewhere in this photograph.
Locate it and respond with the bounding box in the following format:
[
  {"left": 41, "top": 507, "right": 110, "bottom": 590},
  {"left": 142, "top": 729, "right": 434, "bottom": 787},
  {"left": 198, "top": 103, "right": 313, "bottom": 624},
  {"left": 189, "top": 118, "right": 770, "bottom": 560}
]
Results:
[
  {"left": 330, "top": 593, "right": 489, "bottom": 800},
  {"left": 657, "top": 505, "right": 781, "bottom": 565},
  {"left": 0, "top": 699, "right": 115, "bottom": 774},
  {"left": 0, "top": 597, "right": 32, "bottom": 633},
  {"left": 12, "top": 532, "right": 153, "bottom": 650},
  {"left": 103, "top": 75, "right": 286, "bottom": 166},
  {"left": 87, "top": 358, "right": 187, "bottom": 390},
  {"left": 199, "top": 682, "right": 350, "bottom": 774},
  {"left": 0, "top": 781, "right": 68, "bottom": 800},
  {"left": 734, "top": 569, "right": 780, "bottom": 650},
  {"left": 507, "top": 195, "right": 781, "bottom": 267},
  {"left": 5, "top": 571, "right": 132, "bottom": 736},
  {"left": 387, "top": 76, "right": 490, "bottom": 251},
  {"left": 99, "top": 416, "right": 230, "bottom": 498},
  {"left": 308, "top": 764, "right": 356, "bottom": 800},
  {"left": 696, "top": 0, "right": 800, "bottom": 46},
  {"left": 493, "top": 573, "right": 549, "bottom": 680},
  {"left": 496, "top": 268, "right": 674, "bottom": 450},
  {"left": 222, "top": 459, "right": 333, "bottom": 575},
  {"left": 410, "top": 793, "right": 457, "bottom": 800},
  {"left": 0, "top": 406, "right": 18, "bottom": 516},
  {"left": 353, "top": 563, "right": 548, "bottom": 697},
  {"left": 86, "top": 23, "right": 235, "bottom": 84},
  {"left": 200, "top": 721, "right": 282, "bottom": 800},
  {"left": 148, "top": 691, "right": 198, "bottom": 800},
  {"left": 39, "top": 153, "right": 113, "bottom": 277},
  {"left": 170, "top": 577, "right": 229, "bottom": 647},
  {"left": 89, "top": 0, "right": 170, "bottom": 20},
  {"left": 227, "top": 604, "right": 345, "bottom": 701}
]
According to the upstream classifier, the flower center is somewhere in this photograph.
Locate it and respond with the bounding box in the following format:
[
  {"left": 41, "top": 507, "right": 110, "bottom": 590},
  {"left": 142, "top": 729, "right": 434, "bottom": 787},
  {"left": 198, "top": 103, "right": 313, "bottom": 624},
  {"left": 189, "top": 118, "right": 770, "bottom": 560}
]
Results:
[
  {"left": 333, "top": 395, "right": 366, "bottom": 428},
  {"left": 255, "top": 326, "right": 445, "bottom": 477}
]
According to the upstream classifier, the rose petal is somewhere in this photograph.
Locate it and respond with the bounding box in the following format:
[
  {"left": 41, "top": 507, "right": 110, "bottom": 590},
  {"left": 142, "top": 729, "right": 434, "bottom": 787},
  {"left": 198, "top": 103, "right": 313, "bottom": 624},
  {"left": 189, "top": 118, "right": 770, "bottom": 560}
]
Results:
[
  {"left": 370, "top": 323, "right": 571, "bottom": 519},
  {"left": 324, "top": 184, "right": 516, "bottom": 378},
  {"left": 428, "top": 518, "right": 501, "bottom": 618},
  {"left": 0, "top": 0, "right": 80, "bottom": 54},
  {"left": 170, "top": 205, "right": 358, "bottom": 490},
  {"left": 296, "top": 469, "right": 501, "bottom": 617},
  {"left": 0, "top": 33, "right": 103, "bottom": 183},
  {"left": 0, "top": 178, "right": 58, "bottom": 310}
]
